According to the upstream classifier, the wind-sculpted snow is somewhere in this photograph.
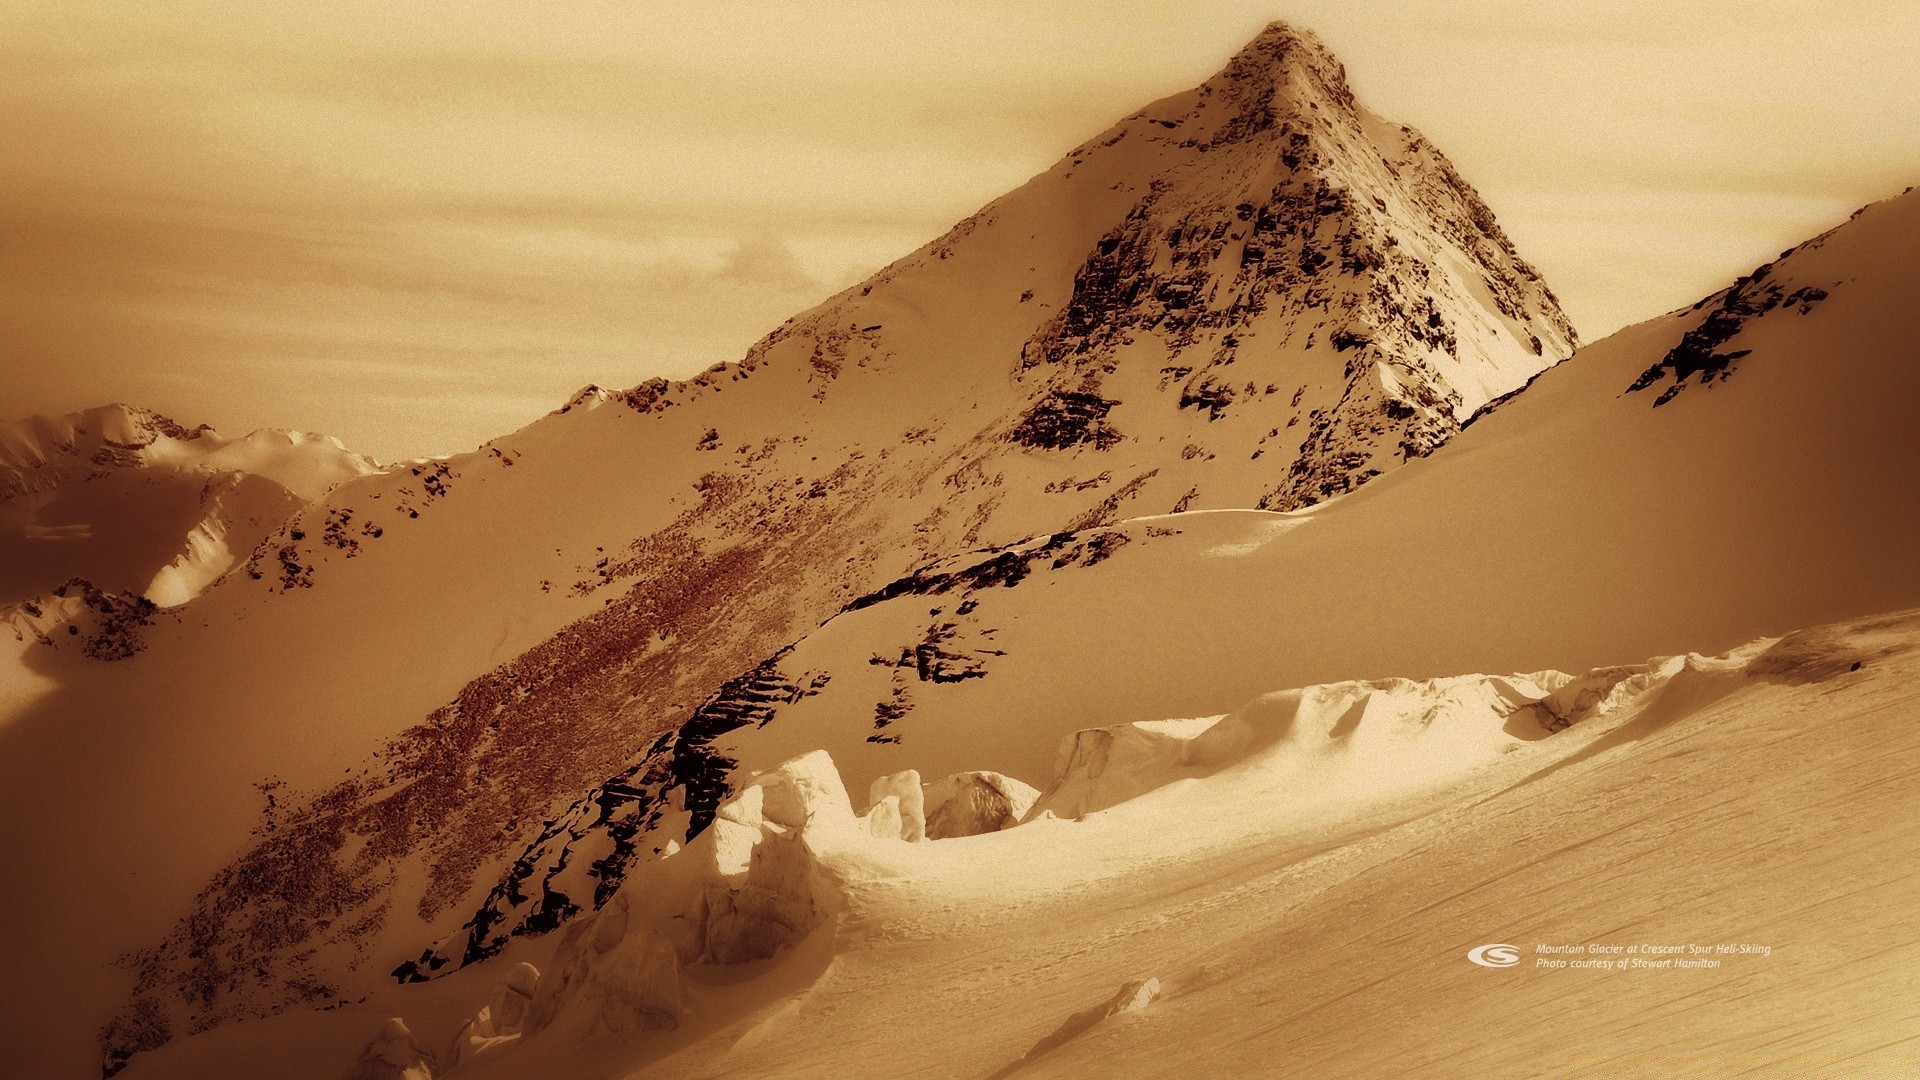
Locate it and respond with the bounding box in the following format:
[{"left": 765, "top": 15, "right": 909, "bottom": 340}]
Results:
[
  {"left": 113, "top": 611, "right": 1920, "bottom": 1080},
  {"left": 93, "top": 21, "right": 1580, "bottom": 1070},
  {"left": 334, "top": 629, "right": 1788, "bottom": 1080}
]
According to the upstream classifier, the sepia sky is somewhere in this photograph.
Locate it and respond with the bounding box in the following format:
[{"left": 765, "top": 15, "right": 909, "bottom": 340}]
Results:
[{"left": 4, "top": 1, "right": 1918, "bottom": 461}]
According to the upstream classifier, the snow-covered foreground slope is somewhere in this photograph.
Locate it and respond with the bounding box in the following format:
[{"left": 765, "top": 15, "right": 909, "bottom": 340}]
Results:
[
  {"left": 0, "top": 23, "right": 1579, "bottom": 1078},
  {"left": 0, "top": 404, "right": 373, "bottom": 608},
  {"left": 415, "top": 183, "right": 1920, "bottom": 976},
  {"left": 121, "top": 607, "right": 1920, "bottom": 1079}
]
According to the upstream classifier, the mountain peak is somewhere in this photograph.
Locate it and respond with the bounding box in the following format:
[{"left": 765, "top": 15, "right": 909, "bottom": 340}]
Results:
[
  {"left": 1139, "top": 19, "right": 1357, "bottom": 137},
  {"left": 1216, "top": 19, "right": 1347, "bottom": 91},
  {"left": 93, "top": 23, "right": 1584, "bottom": 1059},
  {"left": 1211, "top": 18, "right": 1331, "bottom": 72}
]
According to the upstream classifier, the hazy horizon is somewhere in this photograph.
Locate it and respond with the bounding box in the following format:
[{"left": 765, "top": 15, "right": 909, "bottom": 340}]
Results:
[{"left": 5, "top": 0, "right": 1918, "bottom": 461}]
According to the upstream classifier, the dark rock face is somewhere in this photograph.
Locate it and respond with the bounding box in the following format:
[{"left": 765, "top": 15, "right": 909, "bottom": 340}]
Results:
[
  {"left": 1628, "top": 262, "right": 1832, "bottom": 405},
  {"left": 848, "top": 529, "right": 1130, "bottom": 613},
  {"left": 1009, "top": 392, "right": 1123, "bottom": 450},
  {"left": 389, "top": 647, "right": 828, "bottom": 979},
  {"left": 1265, "top": 362, "right": 1459, "bottom": 510},
  {"left": 556, "top": 379, "right": 678, "bottom": 417},
  {"left": 35, "top": 578, "right": 158, "bottom": 660},
  {"left": 392, "top": 529, "right": 1132, "bottom": 974},
  {"left": 5, "top": 578, "right": 158, "bottom": 662}
]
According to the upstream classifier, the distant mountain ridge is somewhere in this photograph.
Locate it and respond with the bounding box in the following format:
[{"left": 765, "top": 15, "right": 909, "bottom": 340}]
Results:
[
  {"left": 0, "top": 403, "right": 371, "bottom": 504},
  {"left": 0, "top": 404, "right": 374, "bottom": 612}
]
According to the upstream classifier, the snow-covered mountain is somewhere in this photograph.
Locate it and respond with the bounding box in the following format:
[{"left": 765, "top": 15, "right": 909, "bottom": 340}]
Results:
[
  {"left": 114, "top": 162, "right": 1920, "bottom": 1073},
  {"left": 30, "top": 20, "right": 1920, "bottom": 1080},
  {"left": 0, "top": 404, "right": 374, "bottom": 610},
  {"left": 124, "top": 177, "right": 1911, "bottom": 1078},
  {"left": 0, "top": 23, "right": 1581, "bottom": 1078},
  {"left": 372, "top": 182, "right": 1920, "bottom": 996}
]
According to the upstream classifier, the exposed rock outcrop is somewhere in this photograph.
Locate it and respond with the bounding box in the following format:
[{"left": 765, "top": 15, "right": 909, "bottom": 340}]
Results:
[
  {"left": 924, "top": 772, "right": 1042, "bottom": 839},
  {"left": 3, "top": 578, "right": 158, "bottom": 660},
  {"left": 1627, "top": 252, "right": 1834, "bottom": 405}
]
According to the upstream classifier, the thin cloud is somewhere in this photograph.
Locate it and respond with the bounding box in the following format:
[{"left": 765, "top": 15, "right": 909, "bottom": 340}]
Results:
[{"left": 715, "top": 237, "right": 825, "bottom": 294}]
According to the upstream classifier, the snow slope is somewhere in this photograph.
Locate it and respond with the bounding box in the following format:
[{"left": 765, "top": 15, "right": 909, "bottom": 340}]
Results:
[
  {"left": 120, "top": 608, "right": 1920, "bottom": 1079},
  {"left": 414, "top": 183, "right": 1920, "bottom": 981},
  {"left": 0, "top": 23, "right": 1578, "bottom": 1078}
]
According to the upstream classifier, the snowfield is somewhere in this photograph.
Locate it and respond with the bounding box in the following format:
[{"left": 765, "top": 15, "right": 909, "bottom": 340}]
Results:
[
  {"left": 7, "top": 23, "right": 1583, "bottom": 1078},
  {"left": 123, "top": 608, "right": 1920, "bottom": 1079}
]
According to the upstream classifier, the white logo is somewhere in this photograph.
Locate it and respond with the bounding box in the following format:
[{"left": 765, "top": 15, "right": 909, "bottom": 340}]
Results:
[{"left": 1467, "top": 943, "right": 1520, "bottom": 968}]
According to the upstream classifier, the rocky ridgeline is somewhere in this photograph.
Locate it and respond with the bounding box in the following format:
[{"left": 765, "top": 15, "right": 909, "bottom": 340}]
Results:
[{"left": 108, "top": 23, "right": 1578, "bottom": 1063}]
